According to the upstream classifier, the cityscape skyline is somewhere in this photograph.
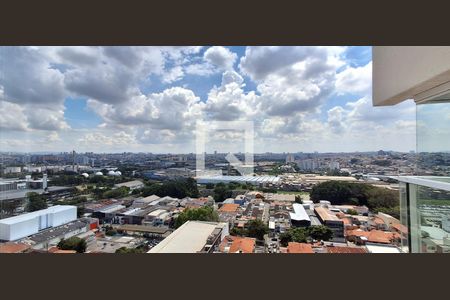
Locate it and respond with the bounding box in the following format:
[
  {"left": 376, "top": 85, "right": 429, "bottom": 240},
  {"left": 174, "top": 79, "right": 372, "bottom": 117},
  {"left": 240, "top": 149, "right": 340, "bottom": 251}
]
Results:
[{"left": 1, "top": 46, "right": 419, "bottom": 154}]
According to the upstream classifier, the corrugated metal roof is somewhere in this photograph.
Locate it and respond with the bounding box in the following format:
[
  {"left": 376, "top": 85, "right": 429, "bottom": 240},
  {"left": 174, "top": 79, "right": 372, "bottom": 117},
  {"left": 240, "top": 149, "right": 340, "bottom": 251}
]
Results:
[{"left": 289, "top": 203, "right": 310, "bottom": 222}]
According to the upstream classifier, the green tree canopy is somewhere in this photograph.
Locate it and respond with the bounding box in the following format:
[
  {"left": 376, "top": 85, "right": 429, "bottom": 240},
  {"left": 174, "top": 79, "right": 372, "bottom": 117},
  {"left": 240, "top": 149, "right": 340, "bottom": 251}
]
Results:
[
  {"left": 246, "top": 219, "right": 268, "bottom": 240},
  {"left": 307, "top": 225, "right": 333, "bottom": 241},
  {"left": 115, "top": 247, "right": 145, "bottom": 253},
  {"left": 310, "top": 181, "right": 399, "bottom": 213},
  {"left": 346, "top": 209, "right": 358, "bottom": 215},
  {"left": 25, "top": 192, "right": 48, "bottom": 212},
  {"left": 279, "top": 226, "right": 333, "bottom": 247},
  {"left": 279, "top": 228, "right": 308, "bottom": 246},
  {"left": 57, "top": 237, "right": 87, "bottom": 253},
  {"left": 140, "top": 178, "right": 199, "bottom": 199},
  {"left": 1, "top": 199, "right": 22, "bottom": 216},
  {"left": 213, "top": 182, "right": 232, "bottom": 202},
  {"left": 174, "top": 206, "right": 219, "bottom": 228},
  {"left": 103, "top": 186, "right": 130, "bottom": 199}
]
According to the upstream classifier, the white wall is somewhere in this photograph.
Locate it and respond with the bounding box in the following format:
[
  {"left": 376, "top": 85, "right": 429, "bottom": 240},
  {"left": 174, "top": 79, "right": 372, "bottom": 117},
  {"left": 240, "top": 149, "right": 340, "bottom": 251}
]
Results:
[
  {"left": 373, "top": 46, "right": 450, "bottom": 106},
  {"left": 7, "top": 217, "right": 40, "bottom": 241},
  {"left": 49, "top": 207, "right": 77, "bottom": 227},
  {"left": 0, "top": 206, "right": 77, "bottom": 241}
]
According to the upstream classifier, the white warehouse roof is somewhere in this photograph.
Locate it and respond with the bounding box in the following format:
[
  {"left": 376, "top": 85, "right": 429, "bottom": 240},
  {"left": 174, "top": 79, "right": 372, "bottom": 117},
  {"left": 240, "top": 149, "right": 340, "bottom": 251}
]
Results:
[
  {"left": 289, "top": 203, "right": 311, "bottom": 222},
  {"left": 0, "top": 205, "right": 76, "bottom": 225},
  {"left": 196, "top": 175, "right": 281, "bottom": 185},
  {"left": 148, "top": 221, "right": 228, "bottom": 253},
  {"left": 0, "top": 205, "right": 77, "bottom": 241}
]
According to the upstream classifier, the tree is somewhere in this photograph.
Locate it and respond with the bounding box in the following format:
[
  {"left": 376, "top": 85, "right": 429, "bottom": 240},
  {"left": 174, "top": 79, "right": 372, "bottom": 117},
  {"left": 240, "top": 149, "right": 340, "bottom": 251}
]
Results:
[
  {"left": 77, "top": 206, "right": 85, "bottom": 218},
  {"left": 115, "top": 247, "right": 145, "bottom": 253},
  {"left": 295, "top": 195, "right": 303, "bottom": 204},
  {"left": 307, "top": 225, "right": 333, "bottom": 241},
  {"left": 102, "top": 186, "right": 130, "bottom": 199},
  {"left": 25, "top": 192, "right": 48, "bottom": 212},
  {"left": 57, "top": 237, "right": 87, "bottom": 253},
  {"left": 183, "top": 177, "right": 199, "bottom": 198},
  {"left": 374, "top": 206, "right": 400, "bottom": 219},
  {"left": 279, "top": 228, "right": 308, "bottom": 246},
  {"left": 205, "top": 183, "right": 215, "bottom": 189},
  {"left": 174, "top": 206, "right": 219, "bottom": 228},
  {"left": 290, "top": 228, "right": 308, "bottom": 243},
  {"left": 372, "top": 159, "right": 392, "bottom": 167},
  {"left": 367, "top": 188, "right": 398, "bottom": 210},
  {"left": 140, "top": 179, "right": 199, "bottom": 199},
  {"left": 347, "top": 209, "right": 358, "bottom": 215},
  {"left": 350, "top": 158, "right": 359, "bottom": 164},
  {"left": 246, "top": 219, "right": 268, "bottom": 240},
  {"left": 1, "top": 199, "right": 22, "bottom": 216},
  {"left": 279, "top": 231, "right": 293, "bottom": 247},
  {"left": 213, "top": 183, "right": 232, "bottom": 202},
  {"left": 230, "top": 227, "right": 246, "bottom": 236}
]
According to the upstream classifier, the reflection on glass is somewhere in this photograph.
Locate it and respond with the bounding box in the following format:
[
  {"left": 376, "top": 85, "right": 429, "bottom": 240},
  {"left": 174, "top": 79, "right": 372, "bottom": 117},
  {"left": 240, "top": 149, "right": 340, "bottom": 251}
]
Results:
[
  {"left": 414, "top": 184, "right": 450, "bottom": 253},
  {"left": 399, "top": 182, "right": 410, "bottom": 253},
  {"left": 416, "top": 101, "right": 450, "bottom": 177}
]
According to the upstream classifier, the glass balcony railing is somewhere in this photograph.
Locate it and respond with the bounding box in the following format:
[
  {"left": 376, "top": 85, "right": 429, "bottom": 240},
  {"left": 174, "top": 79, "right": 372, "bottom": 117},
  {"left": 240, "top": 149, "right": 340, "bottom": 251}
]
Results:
[
  {"left": 396, "top": 99, "right": 450, "bottom": 253},
  {"left": 398, "top": 176, "right": 450, "bottom": 253}
]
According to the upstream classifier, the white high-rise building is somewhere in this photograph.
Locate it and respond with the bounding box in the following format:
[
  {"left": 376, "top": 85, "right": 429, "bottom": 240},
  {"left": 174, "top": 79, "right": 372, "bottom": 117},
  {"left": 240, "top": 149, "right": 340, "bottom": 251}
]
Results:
[
  {"left": 285, "top": 154, "right": 295, "bottom": 164},
  {"left": 328, "top": 161, "right": 340, "bottom": 170}
]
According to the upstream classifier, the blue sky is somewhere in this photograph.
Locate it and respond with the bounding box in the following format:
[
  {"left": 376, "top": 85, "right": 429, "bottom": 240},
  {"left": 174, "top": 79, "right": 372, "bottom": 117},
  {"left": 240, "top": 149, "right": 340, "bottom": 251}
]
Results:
[{"left": 0, "top": 46, "right": 418, "bottom": 153}]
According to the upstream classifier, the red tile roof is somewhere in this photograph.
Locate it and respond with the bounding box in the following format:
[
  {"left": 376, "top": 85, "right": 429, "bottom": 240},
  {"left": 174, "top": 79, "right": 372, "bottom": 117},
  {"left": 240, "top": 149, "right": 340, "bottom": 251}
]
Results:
[
  {"left": 0, "top": 242, "right": 31, "bottom": 253},
  {"left": 219, "top": 203, "right": 240, "bottom": 213},
  {"left": 287, "top": 242, "right": 314, "bottom": 253},
  {"left": 327, "top": 246, "right": 368, "bottom": 253},
  {"left": 347, "top": 229, "right": 399, "bottom": 244},
  {"left": 373, "top": 217, "right": 386, "bottom": 225},
  {"left": 229, "top": 237, "right": 256, "bottom": 253},
  {"left": 48, "top": 246, "right": 77, "bottom": 253},
  {"left": 391, "top": 223, "right": 408, "bottom": 234}
]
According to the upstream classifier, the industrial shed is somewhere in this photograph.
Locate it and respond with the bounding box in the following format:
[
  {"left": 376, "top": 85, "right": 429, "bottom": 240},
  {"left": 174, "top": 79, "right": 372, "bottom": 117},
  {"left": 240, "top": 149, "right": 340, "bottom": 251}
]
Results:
[{"left": 0, "top": 205, "right": 77, "bottom": 241}]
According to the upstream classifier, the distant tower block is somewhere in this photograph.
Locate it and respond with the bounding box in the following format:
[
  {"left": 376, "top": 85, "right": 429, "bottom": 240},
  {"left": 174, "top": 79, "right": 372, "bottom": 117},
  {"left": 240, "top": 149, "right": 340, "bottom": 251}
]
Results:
[
  {"left": 72, "top": 150, "right": 76, "bottom": 172},
  {"left": 42, "top": 173, "right": 48, "bottom": 190}
]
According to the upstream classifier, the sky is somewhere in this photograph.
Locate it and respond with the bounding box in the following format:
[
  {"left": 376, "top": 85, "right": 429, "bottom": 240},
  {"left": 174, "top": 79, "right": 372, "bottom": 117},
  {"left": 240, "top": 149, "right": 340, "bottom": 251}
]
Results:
[{"left": 0, "top": 46, "right": 419, "bottom": 154}]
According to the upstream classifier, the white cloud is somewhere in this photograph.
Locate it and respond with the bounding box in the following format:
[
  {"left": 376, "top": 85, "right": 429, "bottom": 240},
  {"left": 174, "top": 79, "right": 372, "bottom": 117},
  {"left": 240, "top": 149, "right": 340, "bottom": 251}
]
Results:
[
  {"left": 203, "top": 46, "right": 237, "bottom": 70},
  {"left": 335, "top": 61, "right": 372, "bottom": 96},
  {"left": 78, "top": 131, "right": 137, "bottom": 147},
  {"left": 239, "top": 46, "right": 345, "bottom": 117},
  {"left": 204, "top": 71, "right": 259, "bottom": 121},
  {"left": 1, "top": 46, "right": 421, "bottom": 153},
  {"left": 87, "top": 87, "right": 203, "bottom": 131},
  {"left": 162, "top": 66, "right": 184, "bottom": 84},
  {"left": 0, "top": 100, "right": 29, "bottom": 131},
  {"left": 0, "top": 47, "right": 66, "bottom": 106}
]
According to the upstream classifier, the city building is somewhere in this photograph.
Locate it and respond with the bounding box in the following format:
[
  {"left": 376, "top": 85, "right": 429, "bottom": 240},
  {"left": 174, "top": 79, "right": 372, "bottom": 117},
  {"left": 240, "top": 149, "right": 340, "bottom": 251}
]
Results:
[
  {"left": 219, "top": 236, "right": 256, "bottom": 253},
  {"left": 289, "top": 203, "right": 311, "bottom": 227},
  {"left": 285, "top": 153, "right": 295, "bottom": 164},
  {"left": 326, "top": 245, "right": 368, "bottom": 254},
  {"left": 263, "top": 193, "right": 296, "bottom": 202},
  {"left": 287, "top": 242, "right": 314, "bottom": 253},
  {"left": 314, "top": 206, "right": 344, "bottom": 239},
  {"left": 346, "top": 229, "right": 400, "bottom": 245},
  {"left": 0, "top": 242, "right": 31, "bottom": 253},
  {"left": 365, "top": 244, "right": 401, "bottom": 254},
  {"left": 148, "top": 221, "right": 229, "bottom": 253},
  {"left": 19, "top": 218, "right": 94, "bottom": 250},
  {"left": 196, "top": 175, "right": 281, "bottom": 186},
  {"left": 114, "top": 180, "right": 144, "bottom": 191},
  {"left": 0, "top": 205, "right": 77, "bottom": 241}
]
